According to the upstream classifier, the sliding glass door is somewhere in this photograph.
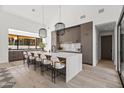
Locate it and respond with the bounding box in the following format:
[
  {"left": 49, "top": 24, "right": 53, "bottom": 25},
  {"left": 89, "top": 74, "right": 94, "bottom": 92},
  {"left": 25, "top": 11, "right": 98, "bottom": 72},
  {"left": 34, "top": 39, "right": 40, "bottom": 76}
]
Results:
[
  {"left": 118, "top": 6, "right": 124, "bottom": 86},
  {"left": 120, "top": 16, "right": 124, "bottom": 84}
]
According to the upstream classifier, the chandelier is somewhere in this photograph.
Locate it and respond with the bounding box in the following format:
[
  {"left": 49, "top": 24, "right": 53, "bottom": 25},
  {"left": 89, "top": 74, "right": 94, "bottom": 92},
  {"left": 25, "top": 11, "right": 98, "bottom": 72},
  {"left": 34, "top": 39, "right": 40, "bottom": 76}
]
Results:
[
  {"left": 39, "top": 6, "right": 47, "bottom": 38},
  {"left": 55, "top": 5, "right": 65, "bottom": 36}
]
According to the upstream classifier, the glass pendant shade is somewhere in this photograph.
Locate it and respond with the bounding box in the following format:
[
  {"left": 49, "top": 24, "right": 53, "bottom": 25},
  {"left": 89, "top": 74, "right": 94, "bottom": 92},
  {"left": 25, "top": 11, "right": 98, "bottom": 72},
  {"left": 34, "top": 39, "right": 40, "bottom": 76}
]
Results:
[
  {"left": 55, "top": 22, "right": 65, "bottom": 31},
  {"left": 39, "top": 6, "right": 47, "bottom": 38},
  {"left": 55, "top": 6, "right": 65, "bottom": 36},
  {"left": 39, "top": 27, "right": 47, "bottom": 38},
  {"left": 55, "top": 22, "right": 65, "bottom": 36}
]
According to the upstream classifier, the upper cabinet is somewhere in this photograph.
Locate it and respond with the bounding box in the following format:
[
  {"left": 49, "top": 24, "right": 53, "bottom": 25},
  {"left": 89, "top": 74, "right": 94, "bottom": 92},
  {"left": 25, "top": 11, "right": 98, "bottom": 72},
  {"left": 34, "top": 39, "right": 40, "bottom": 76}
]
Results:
[{"left": 58, "top": 25, "right": 81, "bottom": 44}]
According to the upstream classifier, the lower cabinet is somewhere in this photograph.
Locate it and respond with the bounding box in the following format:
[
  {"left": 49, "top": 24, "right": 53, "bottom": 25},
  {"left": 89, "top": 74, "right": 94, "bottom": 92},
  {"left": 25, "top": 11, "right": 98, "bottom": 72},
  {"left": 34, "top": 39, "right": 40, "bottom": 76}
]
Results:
[{"left": 9, "top": 50, "right": 23, "bottom": 62}]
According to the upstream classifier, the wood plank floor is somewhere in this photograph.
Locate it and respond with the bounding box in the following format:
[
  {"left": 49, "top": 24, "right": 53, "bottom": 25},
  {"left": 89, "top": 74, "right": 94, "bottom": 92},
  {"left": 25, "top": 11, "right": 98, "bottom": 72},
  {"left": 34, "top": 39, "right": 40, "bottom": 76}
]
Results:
[{"left": 0, "top": 60, "right": 122, "bottom": 88}]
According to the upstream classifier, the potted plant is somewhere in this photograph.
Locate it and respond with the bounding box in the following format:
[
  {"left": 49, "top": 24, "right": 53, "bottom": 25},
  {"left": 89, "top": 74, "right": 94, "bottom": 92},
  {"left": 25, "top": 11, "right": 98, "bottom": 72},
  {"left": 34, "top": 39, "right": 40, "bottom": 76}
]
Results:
[{"left": 39, "top": 42, "right": 46, "bottom": 51}]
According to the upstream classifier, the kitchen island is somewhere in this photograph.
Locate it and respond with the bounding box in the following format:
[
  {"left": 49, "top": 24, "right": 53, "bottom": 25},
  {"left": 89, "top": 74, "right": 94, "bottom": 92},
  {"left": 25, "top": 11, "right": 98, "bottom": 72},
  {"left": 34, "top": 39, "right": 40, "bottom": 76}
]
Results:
[{"left": 32, "top": 51, "right": 82, "bottom": 82}]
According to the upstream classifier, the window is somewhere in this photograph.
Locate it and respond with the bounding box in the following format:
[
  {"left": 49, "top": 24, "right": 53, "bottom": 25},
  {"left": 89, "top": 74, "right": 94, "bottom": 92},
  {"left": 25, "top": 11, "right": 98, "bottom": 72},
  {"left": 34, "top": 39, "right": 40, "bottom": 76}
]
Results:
[
  {"left": 9, "top": 34, "right": 18, "bottom": 49},
  {"left": 8, "top": 34, "right": 41, "bottom": 50},
  {"left": 120, "top": 15, "right": 124, "bottom": 84},
  {"left": 18, "top": 36, "right": 36, "bottom": 49}
]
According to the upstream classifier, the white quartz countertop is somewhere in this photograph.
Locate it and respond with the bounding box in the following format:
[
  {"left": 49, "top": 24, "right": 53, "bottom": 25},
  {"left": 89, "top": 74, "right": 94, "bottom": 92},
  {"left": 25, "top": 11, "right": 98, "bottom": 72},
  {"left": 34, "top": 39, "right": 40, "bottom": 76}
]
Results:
[
  {"left": 44, "top": 52, "right": 82, "bottom": 58},
  {"left": 31, "top": 51, "right": 82, "bottom": 58}
]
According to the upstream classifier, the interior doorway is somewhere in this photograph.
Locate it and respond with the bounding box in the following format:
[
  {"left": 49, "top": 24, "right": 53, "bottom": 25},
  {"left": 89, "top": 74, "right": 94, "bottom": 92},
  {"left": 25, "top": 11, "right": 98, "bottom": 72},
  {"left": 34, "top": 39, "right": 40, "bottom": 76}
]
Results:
[
  {"left": 101, "top": 35, "right": 112, "bottom": 60},
  {"left": 95, "top": 21, "right": 116, "bottom": 67}
]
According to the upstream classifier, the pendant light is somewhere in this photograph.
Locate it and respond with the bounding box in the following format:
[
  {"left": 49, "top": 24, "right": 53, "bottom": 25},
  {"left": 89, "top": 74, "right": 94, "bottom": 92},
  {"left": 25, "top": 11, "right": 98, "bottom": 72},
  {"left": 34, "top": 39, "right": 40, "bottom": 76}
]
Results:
[
  {"left": 55, "top": 5, "right": 65, "bottom": 36},
  {"left": 39, "top": 6, "right": 47, "bottom": 38}
]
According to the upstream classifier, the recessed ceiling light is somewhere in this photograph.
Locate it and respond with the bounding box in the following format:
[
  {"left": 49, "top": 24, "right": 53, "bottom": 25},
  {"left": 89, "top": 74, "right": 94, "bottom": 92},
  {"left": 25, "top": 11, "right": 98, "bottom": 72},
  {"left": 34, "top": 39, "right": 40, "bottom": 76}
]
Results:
[
  {"left": 32, "top": 9, "right": 35, "bottom": 12},
  {"left": 80, "top": 15, "right": 86, "bottom": 19},
  {"left": 98, "top": 8, "right": 104, "bottom": 14}
]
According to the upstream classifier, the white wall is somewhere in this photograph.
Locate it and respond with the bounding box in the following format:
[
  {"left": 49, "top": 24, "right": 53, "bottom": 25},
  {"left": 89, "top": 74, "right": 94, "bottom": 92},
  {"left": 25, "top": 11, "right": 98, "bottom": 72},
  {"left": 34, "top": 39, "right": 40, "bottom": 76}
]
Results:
[
  {"left": 93, "top": 25, "right": 98, "bottom": 66},
  {"left": 0, "top": 10, "right": 41, "bottom": 63},
  {"left": 0, "top": 26, "right": 8, "bottom": 63}
]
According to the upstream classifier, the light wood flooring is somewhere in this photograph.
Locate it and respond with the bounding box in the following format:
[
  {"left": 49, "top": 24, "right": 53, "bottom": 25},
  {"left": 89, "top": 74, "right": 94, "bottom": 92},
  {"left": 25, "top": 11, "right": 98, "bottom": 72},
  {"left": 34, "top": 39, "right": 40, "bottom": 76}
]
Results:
[{"left": 0, "top": 60, "right": 122, "bottom": 88}]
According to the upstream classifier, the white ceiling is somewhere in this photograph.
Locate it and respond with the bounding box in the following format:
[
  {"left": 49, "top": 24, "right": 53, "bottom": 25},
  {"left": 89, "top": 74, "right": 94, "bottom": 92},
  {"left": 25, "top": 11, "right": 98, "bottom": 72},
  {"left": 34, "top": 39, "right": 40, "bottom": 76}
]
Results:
[
  {"left": 121, "top": 20, "right": 124, "bottom": 31},
  {"left": 1, "top": 5, "right": 58, "bottom": 24},
  {"left": 1, "top": 5, "right": 86, "bottom": 24},
  {"left": 95, "top": 21, "right": 116, "bottom": 31},
  {"left": 0, "top": 5, "right": 122, "bottom": 30}
]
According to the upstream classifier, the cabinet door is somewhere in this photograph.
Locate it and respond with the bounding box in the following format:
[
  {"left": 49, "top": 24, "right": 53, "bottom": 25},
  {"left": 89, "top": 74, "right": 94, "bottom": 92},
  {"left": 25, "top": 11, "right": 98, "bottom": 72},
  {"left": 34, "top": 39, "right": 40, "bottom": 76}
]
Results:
[
  {"left": 71, "top": 27, "right": 81, "bottom": 43},
  {"left": 81, "top": 22, "right": 93, "bottom": 65},
  {"left": 9, "top": 51, "right": 14, "bottom": 62},
  {"left": 59, "top": 26, "right": 81, "bottom": 43}
]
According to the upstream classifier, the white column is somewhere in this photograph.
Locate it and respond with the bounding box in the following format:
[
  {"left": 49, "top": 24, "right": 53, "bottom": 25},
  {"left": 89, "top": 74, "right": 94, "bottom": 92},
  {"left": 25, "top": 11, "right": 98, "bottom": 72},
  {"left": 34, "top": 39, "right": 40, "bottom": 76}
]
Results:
[
  {"left": 93, "top": 24, "right": 98, "bottom": 66},
  {"left": 0, "top": 27, "right": 8, "bottom": 63},
  {"left": 114, "top": 24, "right": 118, "bottom": 70}
]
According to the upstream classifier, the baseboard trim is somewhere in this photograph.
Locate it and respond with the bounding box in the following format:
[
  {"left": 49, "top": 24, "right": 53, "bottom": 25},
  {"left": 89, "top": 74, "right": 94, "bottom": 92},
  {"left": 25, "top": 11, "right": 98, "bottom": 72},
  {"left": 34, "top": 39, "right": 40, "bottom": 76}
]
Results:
[{"left": 0, "top": 60, "right": 8, "bottom": 64}]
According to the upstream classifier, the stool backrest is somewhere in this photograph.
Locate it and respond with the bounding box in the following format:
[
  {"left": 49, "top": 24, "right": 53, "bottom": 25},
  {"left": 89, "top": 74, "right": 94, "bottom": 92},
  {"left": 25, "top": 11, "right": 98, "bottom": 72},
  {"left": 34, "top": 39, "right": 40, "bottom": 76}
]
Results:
[
  {"left": 51, "top": 56, "right": 59, "bottom": 62},
  {"left": 27, "top": 51, "right": 31, "bottom": 56},
  {"left": 41, "top": 54, "right": 47, "bottom": 59},
  {"left": 23, "top": 51, "right": 27, "bottom": 55},
  {"left": 34, "top": 52, "right": 38, "bottom": 57},
  {"left": 24, "top": 54, "right": 28, "bottom": 58},
  {"left": 23, "top": 51, "right": 28, "bottom": 59}
]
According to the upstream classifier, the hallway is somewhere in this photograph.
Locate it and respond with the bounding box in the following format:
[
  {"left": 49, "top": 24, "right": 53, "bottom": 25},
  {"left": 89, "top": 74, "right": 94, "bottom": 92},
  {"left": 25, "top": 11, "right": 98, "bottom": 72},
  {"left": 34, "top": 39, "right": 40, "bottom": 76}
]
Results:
[{"left": 97, "top": 60, "right": 115, "bottom": 70}]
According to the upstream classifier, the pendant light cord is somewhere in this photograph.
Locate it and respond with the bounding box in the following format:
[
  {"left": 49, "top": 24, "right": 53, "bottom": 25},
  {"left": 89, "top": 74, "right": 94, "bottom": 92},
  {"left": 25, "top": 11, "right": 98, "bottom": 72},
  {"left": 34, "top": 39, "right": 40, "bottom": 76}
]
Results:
[
  {"left": 42, "top": 6, "right": 44, "bottom": 27},
  {"left": 59, "top": 5, "right": 61, "bottom": 22}
]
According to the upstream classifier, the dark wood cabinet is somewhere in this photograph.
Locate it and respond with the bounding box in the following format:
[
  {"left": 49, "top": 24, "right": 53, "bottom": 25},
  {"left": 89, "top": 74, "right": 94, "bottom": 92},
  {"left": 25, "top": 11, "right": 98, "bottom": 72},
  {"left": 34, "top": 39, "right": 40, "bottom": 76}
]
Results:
[
  {"left": 51, "top": 25, "right": 81, "bottom": 49},
  {"left": 59, "top": 25, "right": 81, "bottom": 44},
  {"left": 9, "top": 50, "right": 23, "bottom": 62},
  {"left": 81, "top": 21, "right": 93, "bottom": 65}
]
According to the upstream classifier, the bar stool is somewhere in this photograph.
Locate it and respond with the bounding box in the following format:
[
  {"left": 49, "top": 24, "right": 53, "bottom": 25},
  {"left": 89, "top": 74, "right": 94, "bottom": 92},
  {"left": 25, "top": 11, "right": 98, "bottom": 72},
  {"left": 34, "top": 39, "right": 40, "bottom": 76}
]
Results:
[
  {"left": 23, "top": 51, "right": 28, "bottom": 64},
  {"left": 27, "top": 51, "right": 35, "bottom": 68},
  {"left": 34, "top": 53, "right": 42, "bottom": 71},
  {"left": 51, "top": 56, "right": 66, "bottom": 83},
  {"left": 40, "top": 54, "right": 52, "bottom": 74}
]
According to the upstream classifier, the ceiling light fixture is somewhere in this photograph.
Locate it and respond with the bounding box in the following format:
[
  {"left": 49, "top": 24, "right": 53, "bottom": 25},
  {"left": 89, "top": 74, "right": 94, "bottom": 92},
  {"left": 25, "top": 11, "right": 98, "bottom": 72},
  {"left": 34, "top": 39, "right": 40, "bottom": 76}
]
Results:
[
  {"left": 80, "top": 15, "right": 86, "bottom": 19},
  {"left": 98, "top": 8, "right": 104, "bottom": 14},
  {"left": 32, "top": 9, "right": 35, "bottom": 12},
  {"left": 55, "top": 5, "right": 65, "bottom": 36},
  {"left": 39, "top": 6, "right": 47, "bottom": 38}
]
